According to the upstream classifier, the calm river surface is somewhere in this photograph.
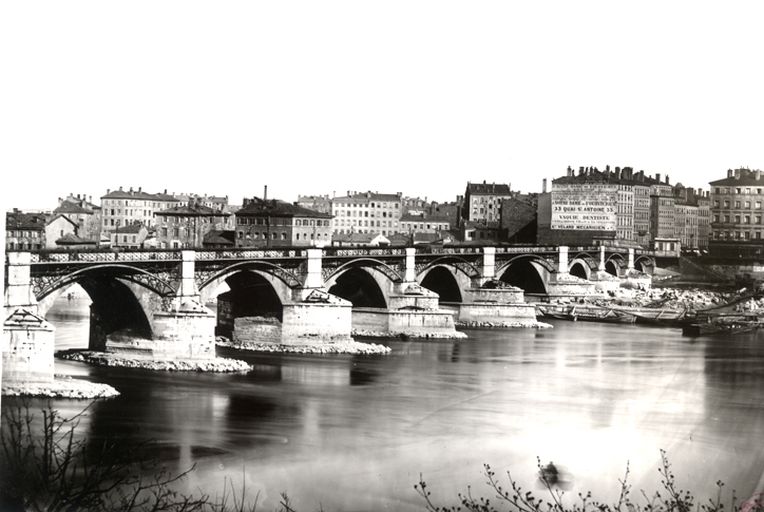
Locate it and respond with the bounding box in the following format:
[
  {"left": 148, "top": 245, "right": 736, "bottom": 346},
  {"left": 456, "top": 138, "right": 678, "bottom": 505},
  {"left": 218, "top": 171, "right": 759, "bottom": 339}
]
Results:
[{"left": 5, "top": 297, "right": 764, "bottom": 511}]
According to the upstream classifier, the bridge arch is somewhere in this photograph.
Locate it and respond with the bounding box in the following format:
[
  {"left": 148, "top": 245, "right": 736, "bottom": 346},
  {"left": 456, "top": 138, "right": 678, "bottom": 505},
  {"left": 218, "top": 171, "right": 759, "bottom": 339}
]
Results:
[
  {"left": 34, "top": 265, "right": 165, "bottom": 348},
  {"left": 198, "top": 261, "right": 298, "bottom": 305},
  {"left": 568, "top": 258, "right": 593, "bottom": 280},
  {"left": 324, "top": 264, "right": 393, "bottom": 308},
  {"left": 418, "top": 265, "right": 465, "bottom": 303},
  {"left": 495, "top": 255, "right": 553, "bottom": 294},
  {"left": 604, "top": 254, "right": 625, "bottom": 277},
  {"left": 633, "top": 255, "right": 654, "bottom": 274}
]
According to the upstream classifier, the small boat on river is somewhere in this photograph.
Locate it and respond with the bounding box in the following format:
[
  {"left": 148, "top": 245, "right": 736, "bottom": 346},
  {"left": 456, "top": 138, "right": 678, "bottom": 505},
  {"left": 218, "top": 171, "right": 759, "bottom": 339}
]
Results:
[{"left": 536, "top": 303, "right": 637, "bottom": 324}]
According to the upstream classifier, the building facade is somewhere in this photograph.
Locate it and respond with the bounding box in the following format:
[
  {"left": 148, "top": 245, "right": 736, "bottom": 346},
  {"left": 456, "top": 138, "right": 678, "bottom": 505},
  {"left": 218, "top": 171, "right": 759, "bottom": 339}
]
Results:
[
  {"left": 235, "top": 198, "right": 333, "bottom": 247},
  {"left": 399, "top": 213, "right": 452, "bottom": 234},
  {"left": 110, "top": 224, "right": 149, "bottom": 249},
  {"left": 54, "top": 195, "right": 102, "bottom": 242},
  {"left": 296, "top": 195, "right": 332, "bottom": 214},
  {"left": 101, "top": 187, "right": 179, "bottom": 233},
  {"left": 330, "top": 191, "right": 402, "bottom": 235},
  {"left": 709, "top": 168, "right": 764, "bottom": 258},
  {"left": 155, "top": 202, "right": 232, "bottom": 249},
  {"left": 6, "top": 211, "right": 79, "bottom": 250},
  {"left": 539, "top": 166, "right": 690, "bottom": 248},
  {"left": 462, "top": 182, "right": 512, "bottom": 223}
]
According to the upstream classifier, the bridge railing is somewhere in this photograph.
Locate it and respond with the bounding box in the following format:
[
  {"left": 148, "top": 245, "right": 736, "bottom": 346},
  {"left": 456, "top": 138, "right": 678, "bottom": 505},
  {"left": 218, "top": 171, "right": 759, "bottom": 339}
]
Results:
[
  {"left": 29, "top": 250, "right": 183, "bottom": 263},
  {"left": 195, "top": 249, "right": 306, "bottom": 260}
]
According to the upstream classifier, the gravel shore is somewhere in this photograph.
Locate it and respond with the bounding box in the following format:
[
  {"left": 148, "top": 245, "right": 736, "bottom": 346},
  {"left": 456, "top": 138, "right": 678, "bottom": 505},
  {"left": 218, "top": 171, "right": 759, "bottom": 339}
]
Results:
[
  {"left": 216, "top": 338, "right": 391, "bottom": 355},
  {"left": 455, "top": 320, "right": 553, "bottom": 329},
  {"left": 57, "top": 350, "right": 252, "bottom": 372},
  {"left": 2, "top": 375, "right": 119, "bottom": 399},
  {"left": 351, "top": 329, "right": 468, "bottom": 340}
]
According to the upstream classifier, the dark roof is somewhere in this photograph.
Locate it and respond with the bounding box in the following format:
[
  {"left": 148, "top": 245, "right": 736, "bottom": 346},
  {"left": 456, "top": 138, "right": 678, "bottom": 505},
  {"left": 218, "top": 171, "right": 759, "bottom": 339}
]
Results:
[
  {"left": 236, "top": 198, "right": 332, "bottom": 218},
  {"left": 413, "top": 232, "right": 441, "bottom": 242},
  {"left": 400, "top": 213, "right": 453, "bottom": 223},
  {"left": 333, "top": 191, "right": 401, "bottom": 202},
  {"left": 157, "top": 203, "right": 230, "bottom": 216},
  {"left": 56, "top": 233, "right": 97, "bottom": 245},
  {"left": 54, "top": 201, "right": 94, "bottom": 215},
  {"left": 6, "top": 212, "right": 77, "bottom": 230},
  {"left": 113, "top": 224, "right": 147, "bottom": 234},
  {"left": 203, "top": 230, "right": 236, "bottom": 245},
  {"left": 553, "top": 169, "right": 665, "bottom": 186},
  {"left": 102, "top": 189, "right": 180, "bottom": 201},
  {"left": 466, "top": 182, "right": 512, "bottom": 195},
  {"left": 709, "top": 169, "right": 764, "bottom": 187},
  {"left": 333, "top": 232, "right": 386, "bottom": 243},
  {"left": 6, "top": 212, "right": 48, "bottom": 231}
]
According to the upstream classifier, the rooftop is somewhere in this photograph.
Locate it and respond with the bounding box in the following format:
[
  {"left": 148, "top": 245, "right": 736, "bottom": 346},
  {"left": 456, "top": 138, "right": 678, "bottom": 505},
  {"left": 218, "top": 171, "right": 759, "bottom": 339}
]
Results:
[
  {"left": 157, "top": 203, "right": 230, "bottom": 216},
  {"left": 709, "top": 168, "right": 764, "bottom": 187},
  {"left": 54, "top": 200, "right": 94, "bottom": 215},
  {"left": 554, "top": 166, "right": 669, "bottom": 186},
  {"left": 333, "top": 191, "right": 402, "bottom": 202},
  {"left": 466, "top": 182, "right": 512, "bottom": 195},
  {"left": 236, "top": 198, "right": 332, "bottom": 218},
  {"left": 102, "top": 187, "right": 180, "bottom": 201}
]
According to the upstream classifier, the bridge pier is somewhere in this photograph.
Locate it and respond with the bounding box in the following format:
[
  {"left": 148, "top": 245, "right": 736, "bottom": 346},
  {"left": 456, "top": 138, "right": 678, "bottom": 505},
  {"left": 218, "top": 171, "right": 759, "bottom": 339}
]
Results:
[
  {"left": 2, "top": 252, "right": 55, "bottom": 386},
  {"left": 545, "top": 246, "right": 596, "bottom": 297},
  {"left": 352, "top": 248, "right": 463, "bottom": 338}
]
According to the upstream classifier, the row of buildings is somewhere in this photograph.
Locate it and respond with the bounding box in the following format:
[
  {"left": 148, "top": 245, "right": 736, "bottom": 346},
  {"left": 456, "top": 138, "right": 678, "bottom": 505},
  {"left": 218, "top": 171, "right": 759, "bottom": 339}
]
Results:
[{"left": 5, "top": 168, "right": 764, "bottom": 258}]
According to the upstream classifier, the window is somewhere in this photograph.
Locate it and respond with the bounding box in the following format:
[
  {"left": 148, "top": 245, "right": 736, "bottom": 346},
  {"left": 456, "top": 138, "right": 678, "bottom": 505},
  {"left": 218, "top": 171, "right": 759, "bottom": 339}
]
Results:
[{"left": 281, "top": 232, "right": 287, "bottom": 240}]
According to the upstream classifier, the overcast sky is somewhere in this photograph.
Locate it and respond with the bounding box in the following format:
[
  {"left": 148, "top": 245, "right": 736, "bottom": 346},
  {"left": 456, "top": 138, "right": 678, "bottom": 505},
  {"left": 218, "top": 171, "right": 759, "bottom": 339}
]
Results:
[{"left": 2, "top": 1, "right": 764, "bottom": 210}]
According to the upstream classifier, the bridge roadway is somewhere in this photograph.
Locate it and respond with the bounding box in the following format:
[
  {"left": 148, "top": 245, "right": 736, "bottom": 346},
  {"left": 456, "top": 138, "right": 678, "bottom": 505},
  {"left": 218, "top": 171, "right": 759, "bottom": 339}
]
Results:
[{"left": 2, "top": 244, "right": 672, "bottom": 388}]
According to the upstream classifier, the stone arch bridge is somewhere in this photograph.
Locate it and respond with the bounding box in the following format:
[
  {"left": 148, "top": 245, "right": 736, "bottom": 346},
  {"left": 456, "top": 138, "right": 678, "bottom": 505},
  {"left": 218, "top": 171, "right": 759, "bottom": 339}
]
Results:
[{"left": 2, "top": 245, "right": 668, "bottom": 386}]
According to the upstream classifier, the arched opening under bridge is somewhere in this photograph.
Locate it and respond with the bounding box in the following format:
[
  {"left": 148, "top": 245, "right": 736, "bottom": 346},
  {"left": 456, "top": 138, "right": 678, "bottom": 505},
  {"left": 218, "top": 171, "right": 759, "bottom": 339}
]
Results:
[{"left": 420, "top": 266, "right": 463, "bottom": 303}]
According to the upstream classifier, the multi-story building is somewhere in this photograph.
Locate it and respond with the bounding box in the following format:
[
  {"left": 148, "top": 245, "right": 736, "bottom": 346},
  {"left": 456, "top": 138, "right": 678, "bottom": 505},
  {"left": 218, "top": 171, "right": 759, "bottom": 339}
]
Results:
[
  {"left": 539, "top": 166, "right": 680, "bottom": 248},
  {"left": 100, "top": 187, "right": 179, "bottom": 233},
  {"left": 649, "top": 174, "right": 675, "bottom": 243},
  {"left": 155, "top": 201, "right": 233, "bottom": 249},
  {"left": 6, "top": 210, "right": 78, "bottom": 250},
  {"left": 110, "top": 224, "right": 149, "bottom": 249},
  {"left": 500, "top": 196, "right": 537, "bottom": 243},
  {"left": 235, "top": 198, "right": 333, "bottom": 247},
  {"left": 399, "top": 213, "right": 452, "bottom": 234},
  {"left": 462, "top": 182, "right": 512, "bottom": 223},
  {"left": 709, "top": 168, "right": 764, "bottom": 258},
  {"left": 330, "top": 191, "right": 402, "bottom": 235},
  {"left": 54, "top": 194, "right": 102, "bottom": 242},
  {"left": 672, "top": 184, "right": 711, "bottom": 250}
]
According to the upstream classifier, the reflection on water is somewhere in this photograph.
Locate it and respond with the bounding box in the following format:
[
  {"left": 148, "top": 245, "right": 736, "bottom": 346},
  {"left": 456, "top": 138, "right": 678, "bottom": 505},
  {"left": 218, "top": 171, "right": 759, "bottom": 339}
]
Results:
[{"left": 7, "top": 301, "right": 763, "bottom": 511}]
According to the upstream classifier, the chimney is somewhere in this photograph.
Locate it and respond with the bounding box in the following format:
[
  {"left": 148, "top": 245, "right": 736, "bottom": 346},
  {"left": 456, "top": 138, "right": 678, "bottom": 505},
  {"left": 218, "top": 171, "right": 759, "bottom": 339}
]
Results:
[
  {"left": 606, "top": 164, "right": 610, "bottom": 172},
  {"left": 107, "top": 188, "right": 110, "bottom": 194},
  {"left": 164, "top": 189, "right": 167, "bottom": 195},
  {"left": 727, "top": 169, "right": 734, "bottom": 178},
  {"left": 656, "top": 173, "right": 661, "bottom": 183},
  {"left": 665, "top": 175, "right": 669, "bottom": 184},
  {"left": 129, "top": 186, "right": 133, "bottom": 193},
  {"left": 734, "top": 169, "right": 742, "bottom": 179},
  {"left": 567, "top": 165, "right": 573, "bottom": 177},
  {"left": 756, "top": 170, "right": 762, "bottom": 180},
  {"left": 119, "top": 186, "right": 123, "bottom": 191},
  {"left": 542, "top": 178, "right": 547, "bottom": 193},
  {"left": 138, "top": 186, "right": 142, "bottom": 192},
  {"left": 579, "top": 166, "right": 584, "bottom": 176},
  {"left": 264, "top": 185, "right": 268, "bottom": 201}
]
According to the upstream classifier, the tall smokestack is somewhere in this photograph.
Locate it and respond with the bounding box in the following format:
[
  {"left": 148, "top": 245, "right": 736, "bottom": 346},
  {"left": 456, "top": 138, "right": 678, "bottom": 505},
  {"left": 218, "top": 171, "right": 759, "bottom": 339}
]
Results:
[
  {"left": 542, "top": 178, "right": 547, "bottom": 193},
  {"left": 264, "top": 185, "right": 268, "bottom": 201}
]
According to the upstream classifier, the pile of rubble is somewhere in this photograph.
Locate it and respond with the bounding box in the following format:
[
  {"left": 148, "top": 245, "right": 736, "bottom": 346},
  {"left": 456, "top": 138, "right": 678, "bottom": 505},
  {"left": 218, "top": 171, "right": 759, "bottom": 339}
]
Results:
[{"left": 586, "top": 287, "right": 735, "bottom": 311}]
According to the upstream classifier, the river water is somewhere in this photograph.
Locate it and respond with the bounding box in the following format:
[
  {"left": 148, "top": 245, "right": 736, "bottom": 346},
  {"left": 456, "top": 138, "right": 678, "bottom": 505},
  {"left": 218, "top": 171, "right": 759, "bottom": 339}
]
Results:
[{"left": 4, "top": 297, "right": 764, "bottom": 511}]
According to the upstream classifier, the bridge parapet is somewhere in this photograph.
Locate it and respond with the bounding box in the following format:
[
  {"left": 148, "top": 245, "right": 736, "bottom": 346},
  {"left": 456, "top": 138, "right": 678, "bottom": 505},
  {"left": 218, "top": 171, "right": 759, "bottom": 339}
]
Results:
[{"left": 30, "top": 250, "right": 183, "bottom": 264}]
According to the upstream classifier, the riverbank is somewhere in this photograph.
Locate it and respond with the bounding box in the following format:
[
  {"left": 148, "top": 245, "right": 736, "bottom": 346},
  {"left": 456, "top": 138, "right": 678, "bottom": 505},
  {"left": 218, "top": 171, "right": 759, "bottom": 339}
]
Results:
[
  {"left": 455, "top": 320, "right": 553, "bottom": 329},
  {"left": 56, "top": 349, "right": 252, "bottom": 372},
  {"left": 351, "top": 329, "right": 468, "bottom": 340},
  {"left": 1, "top": 375, "right": 119, "bottom": 398},
  {"left": 216, "top": 337, "right": 392, "bottom": 354}
]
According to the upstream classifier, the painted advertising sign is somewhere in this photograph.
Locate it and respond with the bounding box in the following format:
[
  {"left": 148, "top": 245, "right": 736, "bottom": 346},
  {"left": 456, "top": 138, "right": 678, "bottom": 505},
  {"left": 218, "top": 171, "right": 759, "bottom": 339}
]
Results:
[{"left": 551, "top": 184, "right": 617, "bottom": 231}]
